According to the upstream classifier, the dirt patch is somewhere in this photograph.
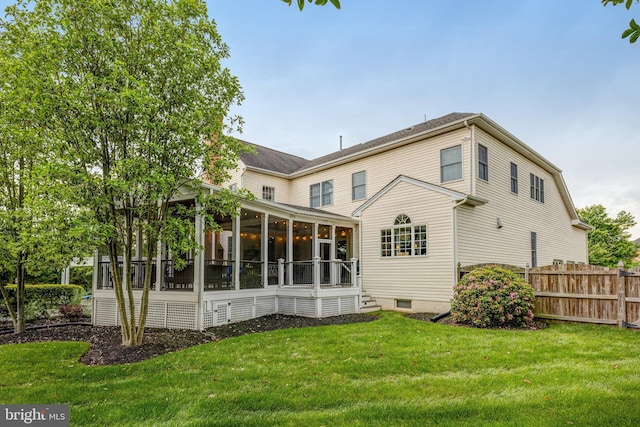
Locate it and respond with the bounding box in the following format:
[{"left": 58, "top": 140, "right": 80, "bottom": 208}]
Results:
[{"left": 0, "top": 313, "right": 378, "bottom": 366}]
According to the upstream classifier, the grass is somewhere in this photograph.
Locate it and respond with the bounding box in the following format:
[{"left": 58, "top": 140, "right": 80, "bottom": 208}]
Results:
[{"left": 1, "top": 312, "right": 640, "bottom": 426}]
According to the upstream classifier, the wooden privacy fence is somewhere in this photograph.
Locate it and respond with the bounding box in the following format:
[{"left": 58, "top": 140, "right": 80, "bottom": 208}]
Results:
[
  {"left": 458, "top": 262, "right": 640, "bottom": 328},
  {"left": 529, "top": 262, "right": 640, "bottom": 328}
]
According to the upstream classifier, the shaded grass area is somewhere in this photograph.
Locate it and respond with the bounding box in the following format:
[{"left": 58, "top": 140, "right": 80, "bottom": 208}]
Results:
[{"left": 1, "top": 312, "right": 639, "bottom": 426}]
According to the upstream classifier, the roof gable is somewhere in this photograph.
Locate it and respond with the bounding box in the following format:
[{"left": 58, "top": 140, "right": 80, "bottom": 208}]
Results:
[{"left": 352, "top": 175, "right": 487, "bottom": 217}]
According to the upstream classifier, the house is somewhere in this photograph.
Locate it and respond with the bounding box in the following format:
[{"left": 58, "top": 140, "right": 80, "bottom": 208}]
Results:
[{"left": 92, "top": 112, "right": 589, "bottom": 329}]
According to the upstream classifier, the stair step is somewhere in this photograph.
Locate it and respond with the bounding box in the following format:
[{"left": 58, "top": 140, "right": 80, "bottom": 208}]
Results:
[
  {"left": 360, "top": 305, "right": 382, "bottom": 313},
  {"left": 361, "top": 299, "right": 378, "bottom": 307}
]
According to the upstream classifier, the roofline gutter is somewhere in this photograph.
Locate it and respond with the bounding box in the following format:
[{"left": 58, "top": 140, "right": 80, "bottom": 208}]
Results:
[{"left": 290, "top": 116, "right": 479, "bottom": 178}]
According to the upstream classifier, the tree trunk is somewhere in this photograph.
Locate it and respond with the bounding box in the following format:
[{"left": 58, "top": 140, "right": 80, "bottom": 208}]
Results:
[{"left": 15, "top": 253, "right": 27, "bottom": 334}]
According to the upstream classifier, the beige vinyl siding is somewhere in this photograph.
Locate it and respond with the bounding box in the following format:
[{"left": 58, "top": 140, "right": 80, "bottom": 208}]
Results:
[
  {"left": 288, "top": 128, "right": 470, "bottom": 215},
  {"left": 242, "top": 170, "right": 292, "bottom": 203},
  {"left": 456, "top": 128, "right": 588, "bottom": 267},
  {"left": 358, "top": 181, "right": 455, "bottom": 309},
  {"left": 221, "top": 159, "right": 246, "bottom": 189}
]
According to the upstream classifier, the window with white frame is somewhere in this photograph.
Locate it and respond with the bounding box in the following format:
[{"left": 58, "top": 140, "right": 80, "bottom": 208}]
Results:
[
  {"left": 310, "top": 180, "right": 333, "bottom": 208},
  {"left": 478, "top": 144, "right": 488, "bottom": 181},
  {"left": 531, "top": 231, "right": 537, "bottom": 267},
  {"left": 310, "top": 183, "right": 320, "bottom": 207},
  {"left": 510, "top": 162, "right": 518, "bottom": 194},
  {"left": 441, "top": 145, "right": 462, "bottom": 182},
  {"left": 530, "top": 173, "right": 545, "bottom": 203},
  {"left": 352, "top": 171, "right": 366, "bottom": 201},
  {"left": 262, "top": 186, "right": 275, "bottom": 201},
  {"left": 322, "top": 180, "right": 333, "bottom": 206},
  {"left": 380, "top": 214, "right": 428, "bottom": 257}
]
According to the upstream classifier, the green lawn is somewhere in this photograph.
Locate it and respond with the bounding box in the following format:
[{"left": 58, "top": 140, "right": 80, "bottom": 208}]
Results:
[{"left": 1, "top": 312, "right": 639, "bottom": 426}]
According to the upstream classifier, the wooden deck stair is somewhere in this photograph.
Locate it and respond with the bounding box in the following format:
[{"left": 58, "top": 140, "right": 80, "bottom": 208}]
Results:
[{"left": 360, "top": 293, "right": 381, "bottom": 313}]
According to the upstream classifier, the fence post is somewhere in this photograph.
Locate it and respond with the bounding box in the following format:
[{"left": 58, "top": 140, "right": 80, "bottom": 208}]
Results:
[
  {"left": 525, "top": 263, "right": 530, "bottom": 283},
  {"left": 618, "top": 260, "right": 626, "bottom": 328}
]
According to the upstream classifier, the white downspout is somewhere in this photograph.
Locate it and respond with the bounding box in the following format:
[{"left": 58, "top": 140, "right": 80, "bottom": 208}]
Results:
[
  {"left": 452, "top": 197, "right": 468, "bottom": 286},
  {"left": 464, "top": 120, "right": 473, "bottom": 195},
  {"left": 358, "top": 216, "right": 363, "bottom": 292}
]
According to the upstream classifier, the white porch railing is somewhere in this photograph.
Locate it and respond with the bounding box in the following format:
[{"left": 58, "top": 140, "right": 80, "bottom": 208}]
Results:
[
  {"left": 97, "top": 257, "right": 358, "bottom": 292},
  {"left": 278, "top": 258, "right": 358, "bottom": 289}
]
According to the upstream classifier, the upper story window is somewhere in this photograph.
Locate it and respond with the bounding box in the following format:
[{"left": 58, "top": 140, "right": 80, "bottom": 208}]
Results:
[
  {"left": 262, "top": 186, "right": 275, "bottom": 201},
  {"left": 322, "top": 180, "right": 333, "bottom": 206},
  {"left": 510, "top": 162, "right": 518, "bottom": 194},
  {"left": 530, "top": 173, "right": 545, "bottom": 203},
  {"left": 478, "top": 144, "right": 488, "bottom": 181},
  {"left": 440, "top": 145, "right": 462, "bottom": 183},
  {"left": 381, "top": 214, "right": 427, "bottom": 257},
  {"left": 352, "top": 171, "right": 366, "bottom": 201},
  {"left": 310, "top": 180, "right": 333, "bottom": 208}
]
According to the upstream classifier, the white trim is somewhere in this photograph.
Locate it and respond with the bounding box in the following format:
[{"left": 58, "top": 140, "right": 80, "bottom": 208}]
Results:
[{"left": 352, "top": 175, "right": 487, "bottom": 217}]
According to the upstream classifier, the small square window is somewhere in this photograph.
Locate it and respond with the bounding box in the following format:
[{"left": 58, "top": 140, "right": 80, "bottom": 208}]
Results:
[
  {"left": 262, "top": 186, "right": 275, "bottom": 201},
  {"left": 396, "top": 300, "right": 412, "bottom": 309}
]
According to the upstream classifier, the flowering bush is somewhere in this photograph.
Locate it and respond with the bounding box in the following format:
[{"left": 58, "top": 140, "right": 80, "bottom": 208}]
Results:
[
  {"left": 451, "top": 266, "right": 535, "bottom": 328},
  {"left": 58, "top": 304, "right": 84, "bottom": 321}
]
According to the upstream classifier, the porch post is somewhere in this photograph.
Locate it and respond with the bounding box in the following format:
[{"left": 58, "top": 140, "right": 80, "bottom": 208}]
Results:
[
  {"left": 287, "top": 218, "right": 293, "bottom": 286},
  {"left": 194, "top": 203, "right": 205, "bottom": 293},
  {"left": 155, "top": 240, "right": 163, "bottom": 292},
  {"left": 194, "top": 203, "right": 205, "bottom": 330},
  {"left": 313, "top": 256, "right": 321, "bottom": 290},
  {"left": 351, "top": 258, "right": 358, "bottom": 287},
  {"left": 233, "top": 215, "right": 241, "bottom": 290},
  {"left": 278, "top": 258, "right": 284, "bottom": 287},
  {"left": 262, "top": 213, "right": 269, "bottom": 288}
]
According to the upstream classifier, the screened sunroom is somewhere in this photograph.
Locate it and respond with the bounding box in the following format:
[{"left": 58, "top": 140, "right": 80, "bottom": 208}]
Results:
[{"left": 92, "top": 183, "right": 361, "bottom": 330}]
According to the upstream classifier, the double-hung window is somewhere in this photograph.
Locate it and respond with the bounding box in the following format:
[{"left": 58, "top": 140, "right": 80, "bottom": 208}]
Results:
[
  {"left": 310, "top": 183, "right": 321, "bottom": 208},
  {"left": 531, "top": 231, "right": 537, "bottom": 267},
  {"left": 352, "top": 171, "right": 366, "bottom": 201},
  {"left": 440, "top": 145, "right": 462, "bottom": 182},
  {"left": 510, "top": 162, "right": 518, "bottom": 194},
  {"left": 262, "top": 186, "right": 275, "bottom": 201},
  {"left": 530, "top": 173, "right": 545, "bottom": 203},
  {"left": 310, "top": 180, "right": 333, "bottom": 208},
  {"left": 380, "top": 214, "right": 427, "bottom": 257},
  {"left": 478, "top": 144, "right": 488, "bottom": 181}
]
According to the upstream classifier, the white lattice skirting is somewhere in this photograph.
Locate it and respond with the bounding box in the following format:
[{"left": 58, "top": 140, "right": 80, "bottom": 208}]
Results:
[{"left": 94, "top": 294, "right": 358, "bottom": 330}]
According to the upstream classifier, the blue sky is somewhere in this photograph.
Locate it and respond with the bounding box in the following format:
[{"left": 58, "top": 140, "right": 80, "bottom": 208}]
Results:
[
  {"left": 207, "top": 0, "right": 640, "bottom": 238},
  {"left": 2, "top": 0, "right": 639, "bottom": 238}
]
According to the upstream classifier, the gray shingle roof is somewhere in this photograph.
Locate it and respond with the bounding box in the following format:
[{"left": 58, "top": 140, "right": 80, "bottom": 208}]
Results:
[
  {"left": 240, "top": 112, "right": 476, "bottom": 175},
  {"left": 295, "top": 112, "right": 476, "bottom": 172},
  {"left": 239, "top": 141, "right": 309, "bottom": 174}
]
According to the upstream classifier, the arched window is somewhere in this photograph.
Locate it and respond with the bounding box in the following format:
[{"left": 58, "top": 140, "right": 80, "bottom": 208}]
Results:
[{"left": 381, "top": 215, "right": 427, "bottom": 257}]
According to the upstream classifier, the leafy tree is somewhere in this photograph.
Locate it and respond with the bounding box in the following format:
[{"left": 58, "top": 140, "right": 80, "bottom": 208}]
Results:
[
  {"left": 603, "top": 0, "right": 640, "bottom": 43},
  {"left": 577, "top": 204, "right": 637, "bottom": 267},
  {"left": 282, "top": 0, "right": 340, "bottom": 10},
  {"left": 1, "top": 0, "right": 246, "bottom": 346},
  {"left": 0, "top": 25, "right": 93, "bottom": 333}
]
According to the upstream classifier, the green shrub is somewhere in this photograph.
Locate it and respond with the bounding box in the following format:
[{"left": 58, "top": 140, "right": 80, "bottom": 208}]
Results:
[
  {"left": 25, "top": 299, "right": 51, "bottom": 321},
  {"left": 451, "top": 266, "right": 535, "bottom": 328},
  {"left": 0, "top": 284, "right": 84, "bottom": 318}
]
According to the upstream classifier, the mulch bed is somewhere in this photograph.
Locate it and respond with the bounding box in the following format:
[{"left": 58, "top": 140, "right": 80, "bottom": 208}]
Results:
[{"left": 0, "top": 313, "right": 377, "bottom": 366}]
